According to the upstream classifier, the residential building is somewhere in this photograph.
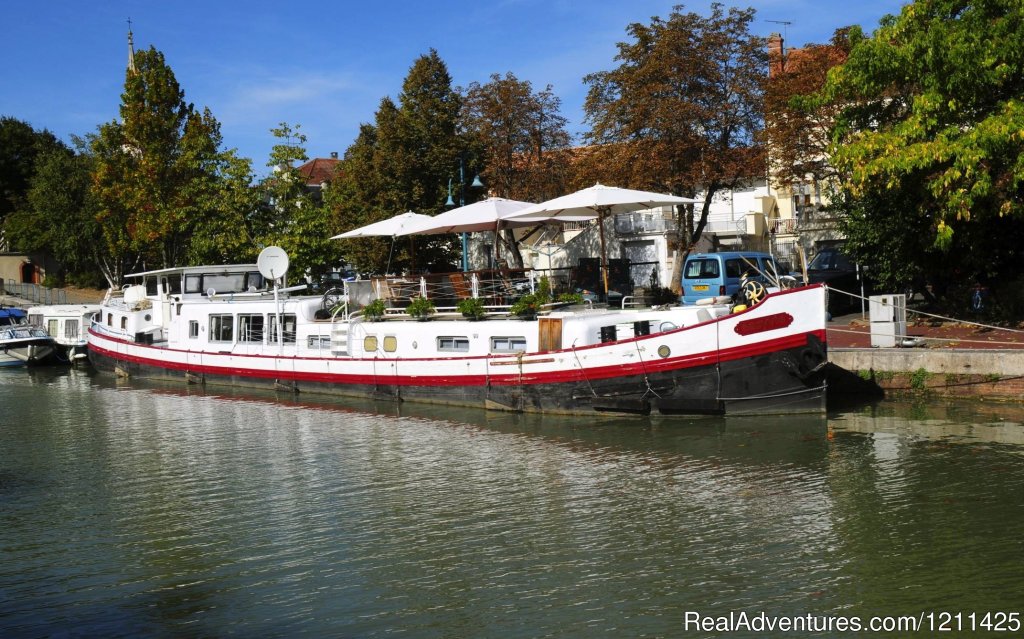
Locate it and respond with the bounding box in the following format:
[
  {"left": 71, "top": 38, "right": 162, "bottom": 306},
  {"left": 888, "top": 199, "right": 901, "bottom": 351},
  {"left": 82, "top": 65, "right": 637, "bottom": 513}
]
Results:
[{"left": 296, "top": 153, "right": 341, "bottom": 201}]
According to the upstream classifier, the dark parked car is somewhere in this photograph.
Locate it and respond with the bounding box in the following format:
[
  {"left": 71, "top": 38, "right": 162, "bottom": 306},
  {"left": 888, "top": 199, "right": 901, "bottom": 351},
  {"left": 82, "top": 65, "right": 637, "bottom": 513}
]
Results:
[{"left": 804, "top": 247, "right": 870, "bottom": 314}]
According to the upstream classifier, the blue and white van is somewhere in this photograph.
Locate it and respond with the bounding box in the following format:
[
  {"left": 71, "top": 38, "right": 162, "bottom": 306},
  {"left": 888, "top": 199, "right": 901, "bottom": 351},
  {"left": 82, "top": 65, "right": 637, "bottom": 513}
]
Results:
[{"left": 680, "top": 251, "right": 780, "bottom": 305}]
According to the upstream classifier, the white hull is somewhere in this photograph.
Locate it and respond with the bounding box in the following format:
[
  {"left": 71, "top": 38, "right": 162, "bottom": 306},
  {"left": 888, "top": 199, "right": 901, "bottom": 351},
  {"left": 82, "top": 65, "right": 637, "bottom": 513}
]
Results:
[
  {"left": 27, "top": 304, "right": 101, "bottom": 364},
  {"left": 86, "top": 265, "right": 830, "bottom": 416}
]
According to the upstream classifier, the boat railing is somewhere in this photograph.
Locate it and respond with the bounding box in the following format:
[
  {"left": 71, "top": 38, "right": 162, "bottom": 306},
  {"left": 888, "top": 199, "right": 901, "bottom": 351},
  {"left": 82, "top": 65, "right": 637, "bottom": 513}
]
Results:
[
  {"left": 332, "top": 267, "right": 652, "bottom": 323},
  {"left": 366, "top": 269, "right": 569, "bottom": 307}
]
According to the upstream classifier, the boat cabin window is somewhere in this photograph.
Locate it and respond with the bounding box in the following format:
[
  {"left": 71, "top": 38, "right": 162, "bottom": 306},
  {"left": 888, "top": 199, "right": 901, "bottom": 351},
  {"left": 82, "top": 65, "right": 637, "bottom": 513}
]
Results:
[
  {"left": 184, "top": 272, "right": 264, "bottom": 295},
  {"left": 189, "top": 320, "right": 199, "bottom": 339},
  {"left": 107, "top": 313, "right": 113, "bottom": 326},
  {"left": 165, "top": 276, "right": 181, "bottom": 295},
  {"left": 307, "top": 336, "right": 331, "bottom": 349},
  {"left": 382, "top": 336, "right": 397, "bottom": 352},
  {"left": 437, "top": 336, "right": 469, "bottom": 352},
  {"left": 205, "top": 273, "right": 245, "bottom": 296},
  {"left": 491, "top": 336, "right": 526, "bottom": 353},
  {"left": 47, "top": 319, "right": 58, "bottom": 336},
  {"left": 363, "top": 336, "right": 378, "bottom": 352},
  {"left": 209, "top": 314, "right": 234, "bottom": 342},
  {"left": 64, "top": 320, "right": 79, "bottom": 339},
  {"left": 120, "top": 317, "right": 127, "bottom": 330},
  {"left": 185, "top": 275, "right": 203, "bottom": 294},
  {"left": 237, "top": 314, "right": 265, "bottom": 343},
  {"left": 268, "top": 314, "right": 297, "bottom": 344}
]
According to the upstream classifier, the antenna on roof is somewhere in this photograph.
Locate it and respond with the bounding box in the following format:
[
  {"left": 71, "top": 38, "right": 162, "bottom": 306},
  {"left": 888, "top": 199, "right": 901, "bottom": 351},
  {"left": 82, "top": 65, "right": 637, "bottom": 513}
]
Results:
[{"left": 766, "top": 20, "right": 792, "bottom": 41}]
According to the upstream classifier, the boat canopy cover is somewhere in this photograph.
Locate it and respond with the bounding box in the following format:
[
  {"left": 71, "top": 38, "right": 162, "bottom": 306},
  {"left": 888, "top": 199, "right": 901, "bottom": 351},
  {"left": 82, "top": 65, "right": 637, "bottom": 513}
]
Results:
[{"left": 0, "top": 307, "right": 27, "bottom": 320}]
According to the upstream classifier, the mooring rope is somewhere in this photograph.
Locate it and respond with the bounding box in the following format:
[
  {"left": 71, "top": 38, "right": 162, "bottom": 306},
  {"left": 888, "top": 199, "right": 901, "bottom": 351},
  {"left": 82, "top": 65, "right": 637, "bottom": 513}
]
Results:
[
  {"left": 826, "top": 325, "right": 1024, "bottom": 348},
  {"left": 825, "top": 286, "right": 1024, "bottom": 335}
]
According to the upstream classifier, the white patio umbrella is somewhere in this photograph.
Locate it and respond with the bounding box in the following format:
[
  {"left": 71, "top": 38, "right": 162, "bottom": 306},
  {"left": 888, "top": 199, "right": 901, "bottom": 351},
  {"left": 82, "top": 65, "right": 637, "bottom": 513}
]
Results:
[
  {"left": 330, "top": 210, "right": 432, "bottom": 238},
  {"left": 397, "top": 198, "right": 535, "bottom": 235},
  {"left": 331, "top": 211, "right": 433, "bottom": 274},
  {"left": 507, "top": 184, "right": 701, "bottom": 295},
  {"left": 396, "top": 197, "right": 593, "bottom": 267}
]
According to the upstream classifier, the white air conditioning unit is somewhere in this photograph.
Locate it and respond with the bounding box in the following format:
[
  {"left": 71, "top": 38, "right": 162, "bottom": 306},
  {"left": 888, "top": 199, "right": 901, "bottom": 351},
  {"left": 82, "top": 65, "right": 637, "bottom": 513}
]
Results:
[{"left": 869, "top": 294, "right": 907, "bottom": 347}]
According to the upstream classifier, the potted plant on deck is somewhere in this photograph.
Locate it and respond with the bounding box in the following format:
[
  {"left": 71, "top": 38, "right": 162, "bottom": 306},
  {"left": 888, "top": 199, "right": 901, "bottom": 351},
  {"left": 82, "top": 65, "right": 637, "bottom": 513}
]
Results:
[
  {"left": 510, "top": 293, "right": 545, "bottom": 320},
  {"left": 457, "top": 297, "right": 487, "bottom": 321},
  {"left": 406, "top": 296, "right": 436, "bottom": 321},
  {"left": 510, "top": 276, "right": 553, "bottom": 320},
  {"left": 362, "top": 299, "right": 386, "bottom": 322}
]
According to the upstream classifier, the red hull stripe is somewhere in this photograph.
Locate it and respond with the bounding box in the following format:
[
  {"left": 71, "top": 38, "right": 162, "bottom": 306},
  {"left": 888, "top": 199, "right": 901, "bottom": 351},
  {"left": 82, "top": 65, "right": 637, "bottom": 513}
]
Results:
[{"left": 88, "top": 328, "right": 826, "bottom": 388}]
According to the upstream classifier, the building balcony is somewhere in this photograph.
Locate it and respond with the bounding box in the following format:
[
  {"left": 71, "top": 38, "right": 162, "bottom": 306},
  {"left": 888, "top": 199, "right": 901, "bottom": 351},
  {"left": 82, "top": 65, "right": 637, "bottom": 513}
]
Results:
[{"left": 613, "top": 213, "right": 673, "bottom": 235}]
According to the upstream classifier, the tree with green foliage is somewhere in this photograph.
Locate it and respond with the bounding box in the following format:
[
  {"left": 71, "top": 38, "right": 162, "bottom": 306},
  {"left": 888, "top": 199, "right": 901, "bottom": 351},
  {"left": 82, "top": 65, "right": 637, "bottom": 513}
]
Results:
[
  {"left": 461, "top": 72, "right": 572, "bottom": 266},
  {"left": 186, "top": 151, "right": 263, "bottom": 265},
  {"left": 819, "top": 0, "right": 1024, "bottom": 315},
  {"left": 92, "top": 46, "right": 226, "bottom": 283},
  {"left": 328, "top": 50, "right": 464, "bottom": 274},
  {"left": 253, "top": 123, "right": 343, "bottom": 283},
  {"left": 583, "top": 4, "right": 767, "bottom": 293},
  {"left": 6, "top": 137, "right": 106, "bottom": 287},
  {"left": 0, "top": 117, "right": 64, "bottom": 249}
]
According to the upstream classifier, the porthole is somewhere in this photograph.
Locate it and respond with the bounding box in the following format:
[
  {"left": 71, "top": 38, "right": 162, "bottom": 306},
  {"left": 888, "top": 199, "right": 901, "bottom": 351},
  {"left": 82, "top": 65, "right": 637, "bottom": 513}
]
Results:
[
  {"left": 383, "top": 336, "right": 397, "bottom": 352},
  {"left": 144, "top": 314, "right": 152, "bottom": 321},
  {"left": 363, "top": 336, "right": 378, "bottom": 352},
  {"left": 657, "top": 345, "right": 671, "bottom": 358}
]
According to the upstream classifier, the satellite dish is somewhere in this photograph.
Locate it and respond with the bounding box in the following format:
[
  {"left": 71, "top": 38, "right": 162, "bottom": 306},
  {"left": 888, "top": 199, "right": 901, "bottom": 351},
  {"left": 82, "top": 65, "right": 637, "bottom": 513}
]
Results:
[{"left": 257, "top": 246, "right": 290, "bottom": 280}]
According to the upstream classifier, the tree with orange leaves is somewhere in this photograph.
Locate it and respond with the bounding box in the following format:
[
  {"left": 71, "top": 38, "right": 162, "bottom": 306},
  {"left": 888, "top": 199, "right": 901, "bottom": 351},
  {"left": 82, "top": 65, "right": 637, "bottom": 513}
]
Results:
[{"left": 583, "top": 4, "right": 767, "bottom": 293}]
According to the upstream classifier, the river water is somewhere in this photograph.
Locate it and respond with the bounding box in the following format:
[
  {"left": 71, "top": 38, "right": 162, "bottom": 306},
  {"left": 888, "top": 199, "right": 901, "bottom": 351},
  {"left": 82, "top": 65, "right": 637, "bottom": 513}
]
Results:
[{"left": 2, "top": 367, "right": 1023, "bottom": 638}]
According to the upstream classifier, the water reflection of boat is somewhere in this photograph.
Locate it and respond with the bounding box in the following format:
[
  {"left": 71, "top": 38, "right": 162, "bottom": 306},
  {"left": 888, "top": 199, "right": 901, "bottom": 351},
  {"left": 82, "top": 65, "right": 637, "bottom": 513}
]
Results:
[
  {"left": 0, "top": 306, "right": 57, "bottom": 366},
  {"left": 84, "top": 368, "right": 831, "bottom": 469}
]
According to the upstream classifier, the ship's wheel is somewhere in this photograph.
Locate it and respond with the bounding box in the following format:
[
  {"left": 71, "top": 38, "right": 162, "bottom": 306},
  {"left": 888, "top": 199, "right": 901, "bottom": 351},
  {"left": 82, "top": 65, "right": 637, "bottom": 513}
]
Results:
[{"left": 742, "top": 279, "right": 767, "bottom": 305}]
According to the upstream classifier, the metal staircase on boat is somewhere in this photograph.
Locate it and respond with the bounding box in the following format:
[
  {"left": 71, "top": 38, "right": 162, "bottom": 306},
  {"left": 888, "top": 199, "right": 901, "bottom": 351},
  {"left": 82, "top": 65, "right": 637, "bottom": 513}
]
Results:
[{"left": 331, "top": 322, "right": 349, "bottom": 356}]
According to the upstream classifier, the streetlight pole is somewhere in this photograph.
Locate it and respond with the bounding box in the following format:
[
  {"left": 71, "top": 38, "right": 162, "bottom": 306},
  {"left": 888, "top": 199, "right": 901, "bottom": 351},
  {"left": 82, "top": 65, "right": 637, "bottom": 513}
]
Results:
[{"left": 446, "top": 157, "right": 483, "bottom": 272}]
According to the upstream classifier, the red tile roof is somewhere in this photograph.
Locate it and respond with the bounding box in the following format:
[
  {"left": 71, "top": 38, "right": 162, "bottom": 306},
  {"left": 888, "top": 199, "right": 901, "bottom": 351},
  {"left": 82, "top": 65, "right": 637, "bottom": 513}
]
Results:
[{"left": 297, "top": 157, "right": 341, "bottom": 186}]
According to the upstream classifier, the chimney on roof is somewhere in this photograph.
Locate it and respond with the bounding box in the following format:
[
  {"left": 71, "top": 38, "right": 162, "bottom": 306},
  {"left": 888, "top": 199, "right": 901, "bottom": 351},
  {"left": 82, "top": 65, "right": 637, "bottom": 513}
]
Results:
[
  {"left": 330, "top": 151, "right": 338, "bottom": 159},
  {"left": 768, "top": 33, "right": 785, "bottom": 77}
]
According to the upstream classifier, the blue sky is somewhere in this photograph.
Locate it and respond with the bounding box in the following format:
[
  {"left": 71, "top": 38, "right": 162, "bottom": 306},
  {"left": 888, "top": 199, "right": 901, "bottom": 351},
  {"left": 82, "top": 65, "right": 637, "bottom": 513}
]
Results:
[{"left": 3, "top": 1, "right": 905, "bottom": 173}]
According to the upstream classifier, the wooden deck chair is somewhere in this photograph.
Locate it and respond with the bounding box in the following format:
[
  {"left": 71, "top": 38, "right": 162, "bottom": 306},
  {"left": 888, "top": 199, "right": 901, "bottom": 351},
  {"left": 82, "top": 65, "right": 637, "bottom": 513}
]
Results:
[
  {"left": 370, "top": 276, "right": 393, "bottom": 303},
  {"left": 448, "top": 273, "right": 472, "bottom": 300}
]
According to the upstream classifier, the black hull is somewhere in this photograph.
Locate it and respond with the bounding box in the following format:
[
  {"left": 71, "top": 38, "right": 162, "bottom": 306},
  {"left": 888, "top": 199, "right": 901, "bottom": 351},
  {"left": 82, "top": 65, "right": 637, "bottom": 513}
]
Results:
[{"left": 88, "top": 338, "right": 827, "bottom": 416}]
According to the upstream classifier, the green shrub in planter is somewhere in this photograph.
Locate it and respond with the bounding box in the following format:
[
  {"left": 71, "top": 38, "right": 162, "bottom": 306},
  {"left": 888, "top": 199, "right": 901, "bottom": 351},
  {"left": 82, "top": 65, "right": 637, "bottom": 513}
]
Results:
[
  {"left": 406, "top": 296, "right": 436, "bottom": 319},
  {"left": 510, "top": 293, "right": 543, "bottom": 318},
  {"left": 362, "top": 299, "right": 386, "bottom": 321},
  {"left": 457, "top": 297, "right": 486, "bottom": 320}
]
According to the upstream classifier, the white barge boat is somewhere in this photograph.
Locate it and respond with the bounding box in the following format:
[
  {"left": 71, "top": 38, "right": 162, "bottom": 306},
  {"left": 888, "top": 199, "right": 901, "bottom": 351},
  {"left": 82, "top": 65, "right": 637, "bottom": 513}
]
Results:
[
  {"left": 85, "top": 260, "right": 829, "bottom": 416},
  {"left": 28, "top": 304, "right": 102, "bottom": 363}
]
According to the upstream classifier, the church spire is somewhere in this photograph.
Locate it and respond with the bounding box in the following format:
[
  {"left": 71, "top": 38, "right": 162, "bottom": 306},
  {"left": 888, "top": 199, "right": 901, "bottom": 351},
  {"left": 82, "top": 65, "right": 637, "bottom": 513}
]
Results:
[{"left": 127, "top": 18, "right": 137, "bottom": 75}]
